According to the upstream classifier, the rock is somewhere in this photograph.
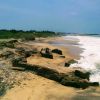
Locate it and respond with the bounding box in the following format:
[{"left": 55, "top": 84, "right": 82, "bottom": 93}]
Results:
[
  {"left": 65, "top": 59, "right": 77, "bottom": 67},
  {"left": 15, "top": 47, "right": 25, "bottom": 55},
  {"left": 89, "top": 82, "right": 99, "bottom": 86},
  {"left": 12, "top": 57, "right": 27, "bottom": 67},
  {"left": 74, "top": 70, "right": 90, "bottom": 80},
  {"left": 0, "top": 51, "right": 14, "bottom": 59},
  {"left": 24, "top": 50, "right": 38, "bottom": 57},
  {"left": 68, "top": 59, "right": 78, "bottom": 64},
  {"left": 8, "top": 39, "right": 18, "bottom": 43},
  {"left": 15, "top": 47, "right": 38, "bottom": 57},
  {"left": 40, "top": 48, "right": 53, "bottom": 59},
  {"left": 59, "top": 55, "right": 65, "bottom": 58},
  {"left": 61, "top": 81, "right": 90, "bottom": 89},
  {"left": 52, "top": 49, "right": 62, "bottom": 55},
  {"left": 12, "top": 57, "right": 99, "bottom": 89},
  {"left": 65, "top": 63, "right": 70, "bottom": 67}
]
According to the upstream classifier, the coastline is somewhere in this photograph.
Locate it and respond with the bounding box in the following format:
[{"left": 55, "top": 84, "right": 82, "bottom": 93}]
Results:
[{"left": 1, "top": 36, "right": 100, "bottom": 100}]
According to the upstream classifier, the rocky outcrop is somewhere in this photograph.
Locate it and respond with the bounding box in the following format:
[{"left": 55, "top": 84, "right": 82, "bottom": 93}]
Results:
[
  {"left": 52, "top": 49, "right": 62, "bottom": 55},
  {"left": 15, "top": 47, "right": 38, "bottom": 57},
  {"left": 12, "top": 58, "right": 99, "bottom": 89},
  {"left": 0, "top": 51, "right": 14, "bottom": 59},
  {"left": 74, "top": 70, "right": 90, "bottom": 80},
  {"left": 40, "top": 48, "right": 53, "bottom": 59}
]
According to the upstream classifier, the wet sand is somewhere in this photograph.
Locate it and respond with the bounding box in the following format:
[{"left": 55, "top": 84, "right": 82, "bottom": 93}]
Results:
[{"left": 46, "top": 36, "right": 83, "bottom": 59}]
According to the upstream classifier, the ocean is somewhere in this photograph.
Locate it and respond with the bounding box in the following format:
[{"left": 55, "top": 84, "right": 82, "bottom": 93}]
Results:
[{"left": 64, "top": 35, "right": 100, "bottom": 83}]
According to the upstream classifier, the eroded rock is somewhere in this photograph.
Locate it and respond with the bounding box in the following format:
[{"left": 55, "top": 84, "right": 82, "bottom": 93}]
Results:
[
  {"left": 40, "top": 48, "right": 53, "bottom": 59},
  {"left": 65, "top": 59, "right": 77, "bottom": 67},
  {"left": 52, "top": 49, "right": 62, "bottom": 55},
  {"left": 12, "top": 58, "right": 99, "bottom": 89},
  {"left": 74, "top": 70, "right": 90, "bottom": 80}
]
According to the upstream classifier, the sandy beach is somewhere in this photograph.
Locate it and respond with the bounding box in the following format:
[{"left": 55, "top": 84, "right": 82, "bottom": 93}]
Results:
[{"left": 0, "top": 36, "right": 100, "bottom": 100}]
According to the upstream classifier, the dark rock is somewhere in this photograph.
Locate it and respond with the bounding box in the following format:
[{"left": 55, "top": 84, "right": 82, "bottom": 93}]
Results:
[
  {"left": 68, "top": 59, "right": 78, "bottom": 64},
  {"left": 12, "top": 57, "right": 27, "bottom": 67},
  {"left": 24, "top": 51, "right": 32, "bottom": 57},
  {"left": 65, "top": 63, "right": 70, "bottom": 67},
  {"left": 61, "top": 81, "right": 90, "bottom": 89},
  {"left": 89, "top": 82, "right": 99, "bottom": 86},
  {"left": 52, "top": 49, "right": 62, "bottom": 55},
  {"left": 74, "top": 70, "right": 90, "bottom": 80},
  {"left": 65, "top": 59, "right": 77, "bottom": 67},
  {"left": 40, "top": 48, "right": 53, "bottom": 59},
  {"left": 24, "top": 50, "right": 38, "bottom": 57}
]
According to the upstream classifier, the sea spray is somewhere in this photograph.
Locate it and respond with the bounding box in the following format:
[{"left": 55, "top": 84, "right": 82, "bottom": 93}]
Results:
[{"left": 65, "top": 36, "right": 100, "bottom": 83}]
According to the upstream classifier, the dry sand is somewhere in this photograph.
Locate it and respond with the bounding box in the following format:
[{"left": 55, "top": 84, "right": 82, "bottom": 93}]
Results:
[
  {"left": 1, "top": 73, "right": 77, "bottom": 100},
  {"left": 1, "top": 37, "right": 100, "bottom": 100}
]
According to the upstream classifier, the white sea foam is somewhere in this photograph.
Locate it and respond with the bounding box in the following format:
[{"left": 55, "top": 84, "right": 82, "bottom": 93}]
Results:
[{"left": 65, "top": 36, "right": 100, "bottom": 83}]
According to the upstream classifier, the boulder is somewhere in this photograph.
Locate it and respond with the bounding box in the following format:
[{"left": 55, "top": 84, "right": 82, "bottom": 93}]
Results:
[
  {"left": 52, "top": 49, "right": 62, "bottom": 55},
  {"left": 68, "top": 59, "right": 78, "bottom": 64},
  {"left": 65, "top": 59, "right": 77, "bottom": 67},
  {"left": 12, "top": 57, "right": 27, "bottom": 67},
  {"left": 74, "top": 70, "right": 90, "bottom": 80},
  {"left": 40, "top": 48, "right": 53, "bottom": 59}
]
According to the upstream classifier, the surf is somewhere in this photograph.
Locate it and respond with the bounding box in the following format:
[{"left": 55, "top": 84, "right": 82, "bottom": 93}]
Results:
[{"left": 65, "top": 35, "right": 100, "bottom": 83}]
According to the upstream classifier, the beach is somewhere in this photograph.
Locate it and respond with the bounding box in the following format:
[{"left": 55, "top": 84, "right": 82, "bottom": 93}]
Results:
[{"left": 1, "top": 36, "right": 100, "bottom": 100}]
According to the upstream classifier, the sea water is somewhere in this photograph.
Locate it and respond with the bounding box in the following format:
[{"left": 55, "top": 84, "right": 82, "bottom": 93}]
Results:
[{"left": 65, "top": 35, "right": 100, "bottom": 83}]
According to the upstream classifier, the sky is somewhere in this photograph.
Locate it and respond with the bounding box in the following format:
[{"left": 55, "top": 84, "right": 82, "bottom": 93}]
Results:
[{"left": 0, "top": 0, "right": 100, "bottom": 33}]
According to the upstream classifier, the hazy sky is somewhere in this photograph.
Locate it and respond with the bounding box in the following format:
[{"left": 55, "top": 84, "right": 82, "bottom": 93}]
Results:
[{"left": 0, "top": 0, "right": 100, "bottom": 33}]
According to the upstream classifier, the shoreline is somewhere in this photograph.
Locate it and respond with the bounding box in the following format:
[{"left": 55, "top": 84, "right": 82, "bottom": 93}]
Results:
[
  {"left": 43, "top": 36, "right": 83, "bottom": 60},
  {"left": 1, "top": 36, "right": 100, "bottom": 100}
]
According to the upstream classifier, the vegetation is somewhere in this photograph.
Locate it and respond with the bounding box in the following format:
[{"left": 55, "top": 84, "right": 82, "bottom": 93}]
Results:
[{"left": 0, "top": 29, "right": 61, "bottom": 39}]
